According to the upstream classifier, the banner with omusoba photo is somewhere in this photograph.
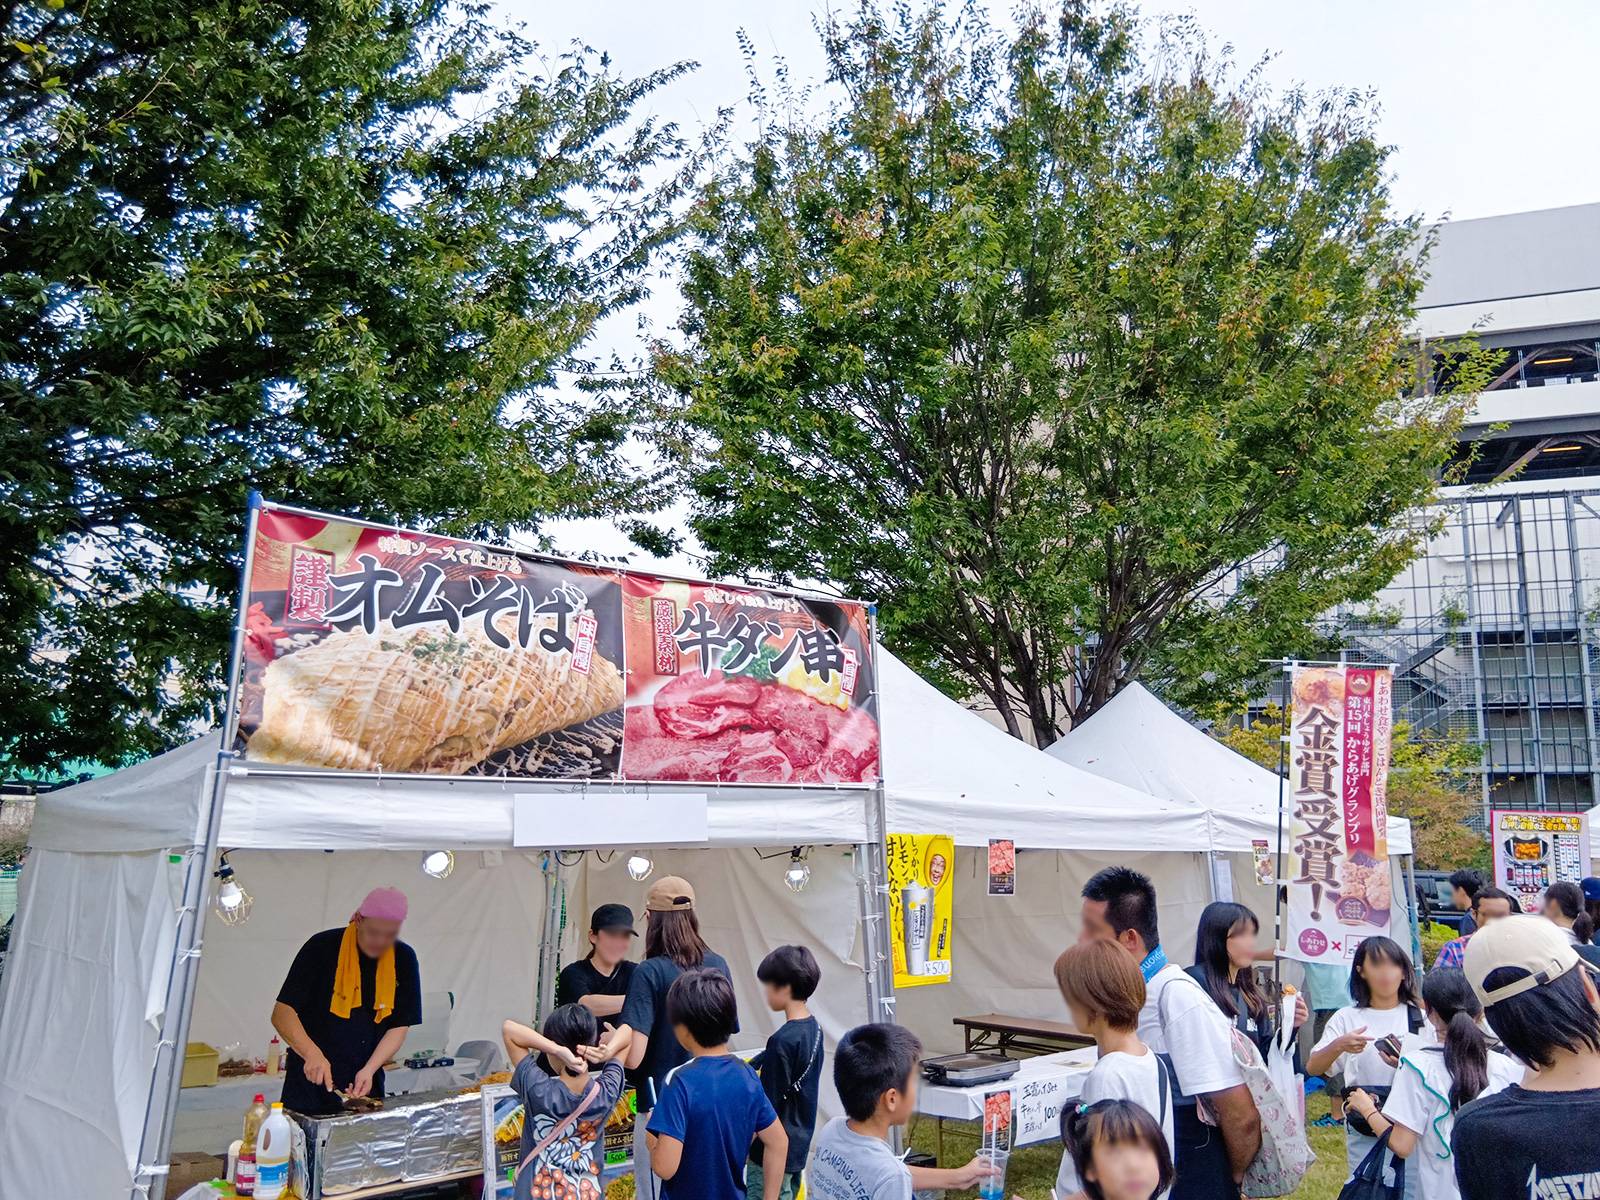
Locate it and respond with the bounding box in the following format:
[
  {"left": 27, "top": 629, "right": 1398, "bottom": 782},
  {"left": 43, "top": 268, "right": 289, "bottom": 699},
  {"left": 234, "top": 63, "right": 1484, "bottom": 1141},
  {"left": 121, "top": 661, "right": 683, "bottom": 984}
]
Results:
[
  {"left": 235, "top": 506, "right": 626, "bottom": 780},
  {"left": 1283, "top": 664, "right": 1395, "bottom": 964},
  {"left": 230, "top": 499, "right": 880, "bottom": 787}
]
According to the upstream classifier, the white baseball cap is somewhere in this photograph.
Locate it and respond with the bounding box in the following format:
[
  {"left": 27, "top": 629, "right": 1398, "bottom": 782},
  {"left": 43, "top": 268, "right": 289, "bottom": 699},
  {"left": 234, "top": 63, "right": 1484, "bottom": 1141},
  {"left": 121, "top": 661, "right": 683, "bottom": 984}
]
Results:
[{"left": 1462, "top": 915, "right": 1581, "bottom": 1008}]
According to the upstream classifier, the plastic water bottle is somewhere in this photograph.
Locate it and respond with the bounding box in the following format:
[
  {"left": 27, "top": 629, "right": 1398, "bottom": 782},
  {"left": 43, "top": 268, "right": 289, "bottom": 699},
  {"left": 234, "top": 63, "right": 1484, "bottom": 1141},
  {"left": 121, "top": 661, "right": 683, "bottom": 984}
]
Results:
[
  {"left": 236, "top": 1093, "right": 269, "bottom": 1196},
  {"left": 254, "top": 1101, "right": 292, "bottom": 1199}
]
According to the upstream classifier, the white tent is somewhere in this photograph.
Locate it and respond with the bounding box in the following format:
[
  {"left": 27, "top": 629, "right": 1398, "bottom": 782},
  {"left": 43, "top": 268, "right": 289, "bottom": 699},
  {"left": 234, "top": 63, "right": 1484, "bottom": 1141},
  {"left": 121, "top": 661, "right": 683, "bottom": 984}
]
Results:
[
  {"left": 1044, "top": 681, "right": 1414, "bottom": 856},
  {"left": 0, "top": 653, "right": 1227, "bottom": 1200},
  {"left": 1046, "top": 681, "right": 1422, "bottom": 967}
]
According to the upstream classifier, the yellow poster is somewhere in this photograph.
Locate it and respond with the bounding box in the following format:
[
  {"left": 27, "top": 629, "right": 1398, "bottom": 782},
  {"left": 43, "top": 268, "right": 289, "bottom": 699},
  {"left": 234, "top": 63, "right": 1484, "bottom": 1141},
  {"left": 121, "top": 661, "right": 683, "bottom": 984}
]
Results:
[{"left": 886, "top": 833, "right": 954, "bottom": 987}]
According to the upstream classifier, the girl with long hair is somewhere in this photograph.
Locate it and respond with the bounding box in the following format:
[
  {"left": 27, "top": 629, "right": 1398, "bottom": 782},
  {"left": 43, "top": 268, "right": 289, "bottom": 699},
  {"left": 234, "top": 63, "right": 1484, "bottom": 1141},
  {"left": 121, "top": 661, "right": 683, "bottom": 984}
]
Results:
[
  {"left": 1345, "top": 969, "right": 1522, "bottom": 1200},
  {"left": 1185, "top": 902, "right": 1307, "bottom": 1061},
  {"left": 617, "top": 877, "right": 736, "bottom": 1200},
  {"left": 1308, "top": 936, "right": 1422, "bottom": 1199}
]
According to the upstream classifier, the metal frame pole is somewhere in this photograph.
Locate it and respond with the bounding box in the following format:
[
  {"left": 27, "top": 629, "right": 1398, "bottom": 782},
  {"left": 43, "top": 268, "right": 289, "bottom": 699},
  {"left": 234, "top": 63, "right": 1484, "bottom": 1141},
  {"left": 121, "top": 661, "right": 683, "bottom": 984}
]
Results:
[
  {"left": 1402, "top": 853, "right": 1424, "bottom": 978},
  {"left": 130, "top": 496, "right": 261, "bottom": 1200},
  {"left": 1511, "top": 499, "right": 1549, "bottom": 808},
  {"left": 1272, "top": 661, "right": 1291, "bottom": 978},
  {"left": 1459, "top": 505, "right": 1492, "bottom": 820},
  {"left": 857, "top": 604, "right": 896, "bottom": 1028},
  {"left": 535, "top": 852, "right": 564, "bottom": 1022},
  {"left": 1564, "top": 494, "right": 1600, "bottom": 808}
]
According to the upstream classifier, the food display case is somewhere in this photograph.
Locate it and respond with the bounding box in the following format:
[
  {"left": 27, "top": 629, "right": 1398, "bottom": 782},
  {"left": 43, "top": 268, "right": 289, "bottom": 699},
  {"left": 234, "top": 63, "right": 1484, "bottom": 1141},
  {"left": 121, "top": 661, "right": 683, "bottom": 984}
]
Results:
[{"left": 289, "top": 1088, "right": 482, "bottom": 1199}]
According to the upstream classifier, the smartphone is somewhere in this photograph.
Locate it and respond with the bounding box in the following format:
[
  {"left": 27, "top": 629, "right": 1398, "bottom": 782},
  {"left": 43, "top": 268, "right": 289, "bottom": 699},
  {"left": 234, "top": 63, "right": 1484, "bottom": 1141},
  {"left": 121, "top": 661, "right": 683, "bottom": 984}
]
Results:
[{"left": 1376, "top": 1034, "right": 1402, "bottom": 1060}]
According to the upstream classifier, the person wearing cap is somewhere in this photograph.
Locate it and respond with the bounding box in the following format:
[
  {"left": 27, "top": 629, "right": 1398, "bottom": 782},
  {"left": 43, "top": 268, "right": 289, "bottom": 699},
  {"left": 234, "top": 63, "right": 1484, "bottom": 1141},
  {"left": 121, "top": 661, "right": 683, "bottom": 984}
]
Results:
[
  {"left": 271, "top": 886, "right": 422, "bottom": 1116},
  {"left": 555, "top": 903, "right": 640, "bottom": 1017},
  {"left": 620, "top": 877, "right": 737, "bottom": 1200},
  {"left": 1450, "top": 916, "right": 1600, "bottom": 1200}
]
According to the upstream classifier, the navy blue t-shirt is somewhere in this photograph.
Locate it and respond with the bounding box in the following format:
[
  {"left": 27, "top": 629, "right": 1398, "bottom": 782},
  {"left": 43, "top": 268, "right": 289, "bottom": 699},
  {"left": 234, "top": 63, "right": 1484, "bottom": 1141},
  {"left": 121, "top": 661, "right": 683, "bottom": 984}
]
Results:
[
  {"left": 647, "top": 1054, "right": 777, "bottom": 1200},
  {"left": 619, "top": 952, "right": 737, "bottom": 1110}
]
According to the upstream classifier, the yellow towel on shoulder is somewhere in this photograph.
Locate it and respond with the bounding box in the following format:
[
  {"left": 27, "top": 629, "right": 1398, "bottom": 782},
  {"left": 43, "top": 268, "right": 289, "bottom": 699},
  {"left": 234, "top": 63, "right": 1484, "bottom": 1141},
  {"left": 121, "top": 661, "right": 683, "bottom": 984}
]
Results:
[{"left": 330, "top": 920, "right": 397, "bottom": 1022}]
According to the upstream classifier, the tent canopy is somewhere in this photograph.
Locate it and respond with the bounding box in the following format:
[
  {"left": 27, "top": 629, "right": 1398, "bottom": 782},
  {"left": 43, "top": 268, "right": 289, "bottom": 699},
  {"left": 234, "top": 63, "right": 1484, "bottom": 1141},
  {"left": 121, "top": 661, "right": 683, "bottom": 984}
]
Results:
[
  {"left": 30, "top": 653, "right": 1223, "bottom": 857},
  {"left": 1047, "top": 681, "right": 1413, "bottom": 856}
]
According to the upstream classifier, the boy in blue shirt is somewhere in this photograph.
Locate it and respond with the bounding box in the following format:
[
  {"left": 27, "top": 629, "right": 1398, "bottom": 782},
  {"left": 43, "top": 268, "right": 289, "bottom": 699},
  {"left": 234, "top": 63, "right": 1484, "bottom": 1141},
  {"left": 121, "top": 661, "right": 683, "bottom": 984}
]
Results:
[{"left": 647, "top": 969, "right": 787, "bottom": 1200}]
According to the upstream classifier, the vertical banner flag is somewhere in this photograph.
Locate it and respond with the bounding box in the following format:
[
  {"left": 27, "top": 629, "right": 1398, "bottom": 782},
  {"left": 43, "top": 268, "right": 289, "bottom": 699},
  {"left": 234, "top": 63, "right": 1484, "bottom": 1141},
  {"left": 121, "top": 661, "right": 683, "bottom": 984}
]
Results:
[
  {"left": 1284, "top": 665, "right": 1395, "bottom": 963},
  {"left": 1492, "top": 810, "right": 1591, "bottom": 913},
  {"left": 886, "top": 833, "right": 954, "bottom": 987}
]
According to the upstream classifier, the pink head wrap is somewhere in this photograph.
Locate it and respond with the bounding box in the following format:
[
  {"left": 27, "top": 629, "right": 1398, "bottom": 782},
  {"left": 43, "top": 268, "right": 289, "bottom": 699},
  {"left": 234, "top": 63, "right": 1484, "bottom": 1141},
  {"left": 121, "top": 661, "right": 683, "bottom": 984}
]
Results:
[{"left": 353, "top": 886, "right": 408, "bottom": 924}]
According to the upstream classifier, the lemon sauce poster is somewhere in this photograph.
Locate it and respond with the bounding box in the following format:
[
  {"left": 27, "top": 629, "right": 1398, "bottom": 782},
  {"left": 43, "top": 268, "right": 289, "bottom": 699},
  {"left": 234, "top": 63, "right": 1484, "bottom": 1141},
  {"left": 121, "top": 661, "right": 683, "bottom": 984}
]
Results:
[{"left": 887, "top": 833, "right": 955, "bottom": 987}]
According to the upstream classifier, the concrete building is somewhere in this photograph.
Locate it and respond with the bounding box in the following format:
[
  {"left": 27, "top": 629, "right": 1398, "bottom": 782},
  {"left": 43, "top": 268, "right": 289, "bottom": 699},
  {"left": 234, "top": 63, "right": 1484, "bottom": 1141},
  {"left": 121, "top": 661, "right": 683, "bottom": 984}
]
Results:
[{"left": 1330, "top": 203, "right": 1600, "bottom": 813}]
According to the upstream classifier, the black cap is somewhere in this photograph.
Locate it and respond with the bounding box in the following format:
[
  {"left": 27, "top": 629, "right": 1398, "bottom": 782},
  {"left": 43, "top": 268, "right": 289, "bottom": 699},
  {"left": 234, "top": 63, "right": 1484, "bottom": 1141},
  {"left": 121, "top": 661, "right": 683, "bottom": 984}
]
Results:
[{"left": 591, "top": 903, "right": 638, "bottom": 935}]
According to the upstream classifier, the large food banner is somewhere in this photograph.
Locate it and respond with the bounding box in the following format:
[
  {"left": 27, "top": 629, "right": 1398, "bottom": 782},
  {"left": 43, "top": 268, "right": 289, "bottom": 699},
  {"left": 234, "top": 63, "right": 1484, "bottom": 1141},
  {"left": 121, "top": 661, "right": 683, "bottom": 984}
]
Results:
[
  {"left": 237, "top": 507, "right": 625, "bottom": 778},
  {"left": 1284, "top": 665, "right": 1395, "bottom": 964},
  {"left": 619, "top": 574, "right": 879, "bottom": 784},
  {"left": 232, "top": 501, "right": 879, "bottom": 786},
  {"left": 885, "top": 833, "right": 954, "bottom": 987},
  {"left": 1493, "top": 810, "right": 1590, "bottom": 913}
]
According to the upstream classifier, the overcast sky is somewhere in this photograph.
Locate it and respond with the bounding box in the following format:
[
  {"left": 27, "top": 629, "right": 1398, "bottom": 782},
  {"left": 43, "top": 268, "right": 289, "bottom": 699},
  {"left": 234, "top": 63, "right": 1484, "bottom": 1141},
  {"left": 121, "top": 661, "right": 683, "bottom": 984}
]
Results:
[{"left": 503, "top": 0, "right": 1600, "bottom": 568}]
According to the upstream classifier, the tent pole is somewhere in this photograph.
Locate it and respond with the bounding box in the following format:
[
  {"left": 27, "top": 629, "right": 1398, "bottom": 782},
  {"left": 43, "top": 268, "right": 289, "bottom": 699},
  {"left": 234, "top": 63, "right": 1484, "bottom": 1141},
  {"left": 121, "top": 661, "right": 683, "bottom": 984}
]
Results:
[
  {"left": 1272, "top": 660, "right": 1292, "bottom": 1000},
  {"left": 536, "top": 851, "right": 563, "bottom": 1020},
  {"left": 857, "top": 606, "right": 896, "bottom": 1022},
  {"left": 861, "top": 606, "right": 898, "bottom": 1148},
  {"left": 1402, "top": 852, "right": 1424, "bottom": 978},
  {"left": 130, "top": 496, "right": 261, "bottom": 1200}
]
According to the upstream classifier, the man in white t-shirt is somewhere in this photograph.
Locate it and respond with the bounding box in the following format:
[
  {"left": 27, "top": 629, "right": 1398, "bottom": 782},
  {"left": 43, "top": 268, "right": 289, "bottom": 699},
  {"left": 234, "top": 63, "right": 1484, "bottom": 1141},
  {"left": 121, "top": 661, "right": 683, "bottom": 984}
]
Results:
[{"left": 1081, "top": 867, "right": 1259, "bottom": 1200}]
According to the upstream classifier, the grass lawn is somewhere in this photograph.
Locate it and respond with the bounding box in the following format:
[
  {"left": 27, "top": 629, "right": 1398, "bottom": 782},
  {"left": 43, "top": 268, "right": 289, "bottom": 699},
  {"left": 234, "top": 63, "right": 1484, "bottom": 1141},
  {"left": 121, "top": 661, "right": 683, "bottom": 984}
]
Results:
[{"left": 904, "top": 1092, "right": 1349, "bottom": 1199}]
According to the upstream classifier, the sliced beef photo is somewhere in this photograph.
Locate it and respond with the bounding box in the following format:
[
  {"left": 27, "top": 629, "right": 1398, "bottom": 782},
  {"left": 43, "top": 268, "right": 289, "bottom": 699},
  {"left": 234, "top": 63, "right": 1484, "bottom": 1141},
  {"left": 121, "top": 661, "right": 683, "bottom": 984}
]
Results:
[{"left": 624, "top": 670, "right": 880, "bottom": 783}]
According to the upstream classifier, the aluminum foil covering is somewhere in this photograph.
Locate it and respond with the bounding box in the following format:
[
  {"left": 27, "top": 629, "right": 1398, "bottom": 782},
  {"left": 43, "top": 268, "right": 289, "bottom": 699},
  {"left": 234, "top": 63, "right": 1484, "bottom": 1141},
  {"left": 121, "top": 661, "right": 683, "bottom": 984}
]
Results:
[{"left": 292, "top": 1088, "right": 482, "bottom": 1198}]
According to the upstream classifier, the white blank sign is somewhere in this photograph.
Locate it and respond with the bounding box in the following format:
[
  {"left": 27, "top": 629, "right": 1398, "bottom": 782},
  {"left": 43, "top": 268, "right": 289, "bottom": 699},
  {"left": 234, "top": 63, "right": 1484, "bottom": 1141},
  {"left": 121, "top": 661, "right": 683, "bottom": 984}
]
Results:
[{"left": 513, "top": 790, "right": 709, "bottom": 849}]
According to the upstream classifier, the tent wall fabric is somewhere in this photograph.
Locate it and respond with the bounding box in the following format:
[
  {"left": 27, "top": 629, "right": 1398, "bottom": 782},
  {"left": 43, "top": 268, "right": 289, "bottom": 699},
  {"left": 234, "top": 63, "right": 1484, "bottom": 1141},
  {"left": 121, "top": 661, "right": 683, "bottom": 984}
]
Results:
[
  {"left": 184, "top": 849, "right": 550, "bottom": 1078},
  {"left": 880, "top": 658, "right": 1216, "bottom": 851},
  {"left": 1047, "top": 681, "right": 1414, "bottom": 856},
  {"left": 553, "top": 846, "right": 869, "bottom": 1121},
  {"left": 894, "top": 847, "right": 1214, "bottom": 1056},
  {"left": 0, "top": 848, "right": 184, "bottom": 1197}
]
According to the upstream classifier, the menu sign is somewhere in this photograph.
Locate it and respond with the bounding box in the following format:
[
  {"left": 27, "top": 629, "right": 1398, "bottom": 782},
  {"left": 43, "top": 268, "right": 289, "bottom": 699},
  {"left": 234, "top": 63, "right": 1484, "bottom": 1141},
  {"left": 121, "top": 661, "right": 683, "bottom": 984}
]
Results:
[
  {"left": 1283, "top": 664, "right": 1395, "bottom": 964},
  {"left": 1493, "top": 810, "right": 1591, "bottom": 913},
  {"left": 231, "top": 501, "right": 880, "bottom": 787}
]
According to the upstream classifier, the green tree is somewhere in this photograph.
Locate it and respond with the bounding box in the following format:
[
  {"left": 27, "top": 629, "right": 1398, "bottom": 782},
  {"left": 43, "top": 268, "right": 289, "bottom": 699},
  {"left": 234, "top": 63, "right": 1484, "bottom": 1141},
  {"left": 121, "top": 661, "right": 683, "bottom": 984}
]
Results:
[
  {"left": 656, "top": 2, "right": 1490, "bottom": 744},
  {"left": 1214, "top": 704, "right": 1487, "bottom": 871},
  {"left": 2, "top": 0, "right": 695, "bottom": 771}
]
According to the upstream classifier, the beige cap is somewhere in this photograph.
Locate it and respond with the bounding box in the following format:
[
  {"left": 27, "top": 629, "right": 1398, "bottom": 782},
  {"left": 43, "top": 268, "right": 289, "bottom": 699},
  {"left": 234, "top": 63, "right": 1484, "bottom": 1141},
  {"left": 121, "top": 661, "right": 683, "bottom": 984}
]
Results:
[
  {"left": 645, "top": 875, "right": 696, "bottom": 912},
  {"left": 1463, "top": 915, "right": 1580, "bottom": 1008}
]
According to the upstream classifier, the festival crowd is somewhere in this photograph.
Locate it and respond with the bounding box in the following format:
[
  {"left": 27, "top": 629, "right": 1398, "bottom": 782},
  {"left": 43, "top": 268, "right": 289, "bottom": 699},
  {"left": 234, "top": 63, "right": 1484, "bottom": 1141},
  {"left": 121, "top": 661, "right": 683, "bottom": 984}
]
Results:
[{"left": 275, "top": 870, "right": 1600, "bottom": 1200}]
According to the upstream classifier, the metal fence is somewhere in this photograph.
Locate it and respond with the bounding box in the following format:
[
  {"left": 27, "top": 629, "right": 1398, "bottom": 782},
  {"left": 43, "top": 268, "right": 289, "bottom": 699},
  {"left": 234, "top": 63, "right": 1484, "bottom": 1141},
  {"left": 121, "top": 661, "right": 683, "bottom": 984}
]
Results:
[{"left": 1327, "top": 487, "right": 1600, "bottom": 815}]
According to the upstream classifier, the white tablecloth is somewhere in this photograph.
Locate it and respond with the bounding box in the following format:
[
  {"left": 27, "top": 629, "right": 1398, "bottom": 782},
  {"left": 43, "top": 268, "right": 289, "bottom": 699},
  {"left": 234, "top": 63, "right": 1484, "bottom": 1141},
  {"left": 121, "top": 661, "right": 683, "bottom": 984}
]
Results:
[{"left": 916, "top": 1048, "right": 1097, "bottom": 1145}]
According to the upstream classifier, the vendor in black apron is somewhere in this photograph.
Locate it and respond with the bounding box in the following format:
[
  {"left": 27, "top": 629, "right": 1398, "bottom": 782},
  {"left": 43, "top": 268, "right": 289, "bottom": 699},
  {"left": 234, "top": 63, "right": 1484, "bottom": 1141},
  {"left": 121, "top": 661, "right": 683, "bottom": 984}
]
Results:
[{"left": 271, "top": 886, "right": 423, "bottom": 1116}]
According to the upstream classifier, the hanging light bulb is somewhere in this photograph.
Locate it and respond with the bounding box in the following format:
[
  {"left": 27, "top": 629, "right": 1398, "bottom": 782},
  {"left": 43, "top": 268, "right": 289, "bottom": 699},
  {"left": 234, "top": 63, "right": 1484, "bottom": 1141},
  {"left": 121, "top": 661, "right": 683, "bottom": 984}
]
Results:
[
  {"left": 626, "top": 851, "right": 654, "bottom": 882},
  {"left": 213, "top": 854, "right": 253, "bottom": 926},
  {"left": 420, "top": 850, "right": 455, "bottom": 879},
  {"left": 784, "top": 849, "right": 811, "bottom": 893}
]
